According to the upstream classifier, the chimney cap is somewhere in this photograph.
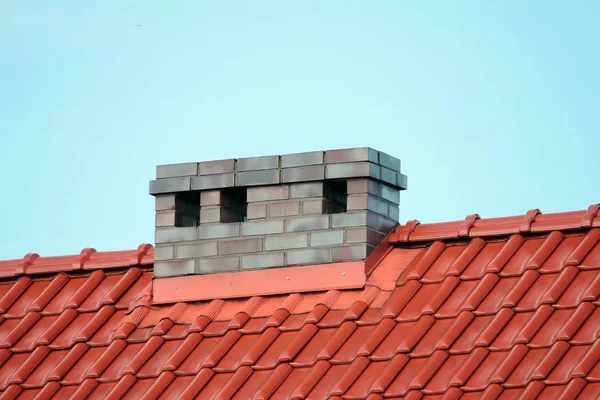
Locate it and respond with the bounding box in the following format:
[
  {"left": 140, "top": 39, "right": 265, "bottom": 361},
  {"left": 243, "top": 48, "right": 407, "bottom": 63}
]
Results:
[{"left": 150, "top": 147, "right": 407, "bottom": 195}]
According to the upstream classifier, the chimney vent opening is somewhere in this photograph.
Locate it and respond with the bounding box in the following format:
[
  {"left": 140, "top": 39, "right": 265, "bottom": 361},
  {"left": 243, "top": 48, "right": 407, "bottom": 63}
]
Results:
[
  {"left": 174, "top": 192, "right": 200, "bottom": 227},
  {"left": 324, "top": 180, "right": 347, "bottom": 214},
  {"left": 217, "top": 187, "right": 247, "bottom": 223}
]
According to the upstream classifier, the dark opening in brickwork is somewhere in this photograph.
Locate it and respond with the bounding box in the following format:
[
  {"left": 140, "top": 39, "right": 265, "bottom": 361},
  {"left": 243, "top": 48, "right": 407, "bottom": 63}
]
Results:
[
  {"left": 175, "top": 192, "right": 200, "bottom": 227},
  {"left": 324, "top": 181, "right": 347, "bottom": 214},
  {"left": 221, "top": 187, "right": 248, "bottom": 222}
]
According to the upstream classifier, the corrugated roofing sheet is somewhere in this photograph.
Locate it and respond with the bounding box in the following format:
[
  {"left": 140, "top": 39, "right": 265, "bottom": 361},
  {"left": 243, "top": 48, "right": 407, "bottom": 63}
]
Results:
[{"left": 0, "top": 207, "right": 599, "bottom": 399}]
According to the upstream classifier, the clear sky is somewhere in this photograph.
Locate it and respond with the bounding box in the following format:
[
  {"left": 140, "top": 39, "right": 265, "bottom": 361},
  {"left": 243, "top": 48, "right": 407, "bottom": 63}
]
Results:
[{"left": 1, "top": 2, "right": 599, "bottom": 259}]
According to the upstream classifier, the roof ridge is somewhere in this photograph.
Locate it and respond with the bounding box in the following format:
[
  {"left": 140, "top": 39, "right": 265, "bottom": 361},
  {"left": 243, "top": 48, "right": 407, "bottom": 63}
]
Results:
[
  {"left": 391, "top": 203, "right": 600, "bottom": 243},
  {"left": 0, "top": 244, "right": 154, "bottom": 279}
]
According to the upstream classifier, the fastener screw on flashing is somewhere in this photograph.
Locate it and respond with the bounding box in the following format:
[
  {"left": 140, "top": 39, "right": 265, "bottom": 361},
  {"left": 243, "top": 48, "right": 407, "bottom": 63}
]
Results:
[
  {"left": 342, "top": 272, "right": 346, "bottom": 276},
  {"left": 286, "top": 276, "right": 290, "bottom": 280}
]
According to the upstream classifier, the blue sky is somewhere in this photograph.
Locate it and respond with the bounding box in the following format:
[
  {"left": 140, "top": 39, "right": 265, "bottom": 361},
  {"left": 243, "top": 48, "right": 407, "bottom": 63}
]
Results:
[{"left": 1, "top": 1, "right": 599, "bottom": 259}]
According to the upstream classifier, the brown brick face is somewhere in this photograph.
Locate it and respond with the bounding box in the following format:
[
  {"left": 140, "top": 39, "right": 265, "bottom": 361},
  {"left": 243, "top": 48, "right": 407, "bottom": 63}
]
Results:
[
  {"left": 286, "top": 248, "right": 331, "bottom": 265},
  {"left": 281, "top": 151, "right": 324, "bottom": 168},
  {"left": 241, "top": 220, "right": 285, "bottom": 236},
  {"left": 197, "top": 223, "right": 240, "bottom": 239},
  {"left": 247, "top": 186, "right": 289, "bottom": 202},
  {"left": 155, "top": 195, "right": 177, "bottom": 211},
  {"left": 154, "top": 260, "right": 195, "bottom": 277},
  {"left": 192, "top": 174, "right": 235, "bottom": 190},
  {"left": 155, "top": 227, "right": 197, "bottom": 243},
  {"left": 286, "top": 215, "right": 329, "bottom": 232},
  {"left": 198, "top": 159, "right": 235, "bottom": 175},
  {"left": 176, "top": 242, "right": 218, "bottom": 259},
  {"left": 196, "top": 257, "right": 240, "bottom": 274},
  {"left": 219, "top": 238, "right": 263, "bottom": 255},
  {"left": 282, "top": 165, "right": 325, "bottom": 183},
  {"left": 237, "top": 170, "right": 280, "bottom": 186},
  {"left": 149, "top": 177, "right": 191, "bottom": 194},
  {"left": 241, "top": 253, "right": 285, "bottom": 270},
  {"left": 265, "top": 234, "right": 308, "bottom": 251},
  {"left": 156, "top": 162, "right": 198, "bottom": 179},
  {"left": 247, "top": 204, "right": 267, "bottom": 220},
  {"left": 289, "top": 183, "right": 324, "bottom": 199},
  {"left": 237, "top": 155, "right": 280, "bottom": 171},
  {"left": 268, "top": 201, "right": 300, "bottom": 218}
]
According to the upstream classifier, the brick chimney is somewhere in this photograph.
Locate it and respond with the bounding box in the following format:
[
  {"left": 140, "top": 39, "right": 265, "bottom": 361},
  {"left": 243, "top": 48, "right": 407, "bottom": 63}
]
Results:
[{"left": 149, "top": 148, "right": 407, "bottom": 278}]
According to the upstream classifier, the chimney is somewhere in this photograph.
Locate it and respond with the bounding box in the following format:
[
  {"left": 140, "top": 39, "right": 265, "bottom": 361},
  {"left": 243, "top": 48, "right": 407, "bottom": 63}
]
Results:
[{"left": 149, "top": 148, "right": 407, "bottom": 278}]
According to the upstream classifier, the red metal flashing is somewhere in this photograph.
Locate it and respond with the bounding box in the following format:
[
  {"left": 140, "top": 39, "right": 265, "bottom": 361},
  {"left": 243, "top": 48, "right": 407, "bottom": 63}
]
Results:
[
  {"left": 152, "top": 261, "right": 366, "bottom": 304},
  {"left": 364, "top": 230, "right": 396, "bottom": 276}
]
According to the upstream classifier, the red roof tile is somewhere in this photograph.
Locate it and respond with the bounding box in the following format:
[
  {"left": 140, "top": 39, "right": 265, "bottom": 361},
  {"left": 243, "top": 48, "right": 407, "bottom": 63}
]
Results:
[{"left": 0, "top": 207, "right": 599, "bottom": 398}]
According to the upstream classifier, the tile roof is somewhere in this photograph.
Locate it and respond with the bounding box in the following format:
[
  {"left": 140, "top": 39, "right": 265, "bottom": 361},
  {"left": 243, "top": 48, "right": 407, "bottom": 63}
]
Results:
[{"left": 0, "top": 206, "right": 599, "bottom": 399}]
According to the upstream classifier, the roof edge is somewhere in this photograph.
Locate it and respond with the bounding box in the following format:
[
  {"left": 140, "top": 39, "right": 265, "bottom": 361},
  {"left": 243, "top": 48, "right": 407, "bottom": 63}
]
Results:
[{"left": 391, "top": 204, "right": 600, "bottom": 243}]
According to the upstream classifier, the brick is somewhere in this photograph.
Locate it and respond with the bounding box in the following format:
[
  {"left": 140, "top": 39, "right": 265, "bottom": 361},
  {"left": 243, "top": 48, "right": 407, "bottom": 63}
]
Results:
[
  {"left": 176, "top": 242, "right": 218, "bottom": 258},
  {"left": 154, "top": 245, "right": 174, "bottom": 261},
  {"left": 154, "top": 260, "right": 195, "bottom": 278},
  {"left": 155, "top": 227, "right": 196, "bottom": 243},
  {"left": 241, "top": 253, "right": 285, "bottom": 269},
  {"left": 241, "top": 220, "right": 284, "bottom": 236},
  {"left": 377, "top": 215, "right": 398, "bottom": 233},
  {"left": 325, "top": 162, "right": 380, "bottom": 180},
  {"left": 156, "top": 162, "right": 198, "bottom": 178},
  {"left": 331, "top": 211, "right": 378, "bottom": 228},
  {"left": 347, "top": 194, "right": 389, "bottom": 216},
  {"left": 198, "top": 159, "right": 235, "bottom": 175},
  {"left": 389, "top": 204, "right": 400, "bottom": 221},
  {"left": 247, "top": 186, "right": 289, "bottom": 202},
  {"left": 219, "top": 238, "right": 263, "bottom": 255},
  {"left": 332, "top": 244, "right": 371, "bottom": 261},
  {"left": 268, "top": 201, "right": 300, "bottom": 217},
  {"left": 237, "top": 155, "right": 280, "bottom": 171},
  {"left": 286, "top": 215, "right": 329, "bottom": 232},
  {"left": 237, "top": 170, "right": 280, "bottom": 186},
  {"left": 191, "top": 174, "right": 234, "bottom": 190},
  {"left": 380, "top": 167, "right": 397, "bottom": 187},
  {"left": 196, "top": 257, "right": 240, "bottom": 274},
  {"left": 378, "top": 151, "right": 401, "bottom": 172},
  {"left": 197, "top": 223, "right": 240, "bottom": 239},
  {"left": 286, "top": 248, "right": 330, "bottom": 265},
  {"left": 289, "top": 182, "right": 324, "bottom": 199},
  {"left": 265, "top": 233, "right": 308, "bottom": 251},
  {"left": 155, "top": 211, "right": 177, "bottom": 227},
  {"left": 379, "top": 184, "right": 400, "bottom": 204},
  {"left": 301, "top": 199, "right": 327, "bottom": 215},
  {"left": 200, "top": 207, "right": 222, "bottom": 224},
  {"left": 155, "top": 195, "right": 177, "bottom": 211},
  {"left": 149, "top": 177, "right": 191, "bottom": 194},
  {"left": 282, "top": 165, "right": 325, "bottom": 183},
  {"left": 347, "top": 179, "right": 378, "bottom": 195},
  {"left": 346, "top": 227, "right": 385, "bottom": 245},
  {"left": 325, "top": 147, "right": 378, "bottom": 164},
  {"left": 310, "top": 230, "right": 344, "bottom": 247},
  {"left": 200, "top": 190, "right": 222, "bottom": 206},
  {"left": 281, "top": 151, "right": 324, "bottom": 168},
  {"left": 247, "top": 204, "right": 267, "bottom": 219},
  {"left": 398, "top": 173, "right": 408, "bottom": 189}
]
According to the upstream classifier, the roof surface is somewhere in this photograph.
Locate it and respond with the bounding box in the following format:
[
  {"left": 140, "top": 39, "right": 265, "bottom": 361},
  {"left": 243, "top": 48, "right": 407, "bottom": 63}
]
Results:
[{"left": 0, "top": 207, "right": 599, "bottom": 399}]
